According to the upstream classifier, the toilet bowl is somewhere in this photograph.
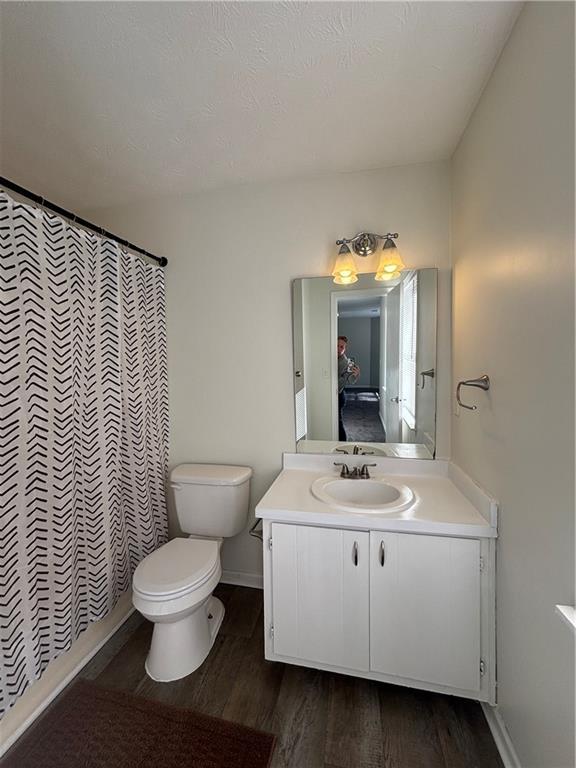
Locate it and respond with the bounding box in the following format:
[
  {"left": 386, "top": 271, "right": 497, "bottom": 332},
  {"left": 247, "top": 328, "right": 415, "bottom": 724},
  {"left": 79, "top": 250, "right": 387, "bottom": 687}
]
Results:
[
  {"left": 133, "top": 537, "right": 223, "bottom": 681},
  {"left": 132, "top": 464, "right": 252, "bottom": 682}
]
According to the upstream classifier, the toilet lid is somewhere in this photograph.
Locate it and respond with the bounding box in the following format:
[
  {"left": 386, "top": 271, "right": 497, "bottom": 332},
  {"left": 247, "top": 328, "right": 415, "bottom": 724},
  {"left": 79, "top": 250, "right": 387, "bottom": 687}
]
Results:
[{"left": 133, "top": 538, "right": 219, "bottom": 598}]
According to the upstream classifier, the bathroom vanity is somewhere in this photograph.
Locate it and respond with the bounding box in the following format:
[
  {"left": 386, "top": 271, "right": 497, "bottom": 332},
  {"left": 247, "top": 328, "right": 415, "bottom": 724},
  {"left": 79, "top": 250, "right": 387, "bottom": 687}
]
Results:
[{"left": 256, "top": 454, "right": 497, "bottom": 704}]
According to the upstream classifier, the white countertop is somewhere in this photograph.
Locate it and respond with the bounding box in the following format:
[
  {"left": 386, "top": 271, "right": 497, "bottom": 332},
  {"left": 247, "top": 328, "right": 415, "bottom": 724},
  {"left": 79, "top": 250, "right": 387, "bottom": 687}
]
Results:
[{"left": 256, "top": 457, "right": 497, "bottom": 538}]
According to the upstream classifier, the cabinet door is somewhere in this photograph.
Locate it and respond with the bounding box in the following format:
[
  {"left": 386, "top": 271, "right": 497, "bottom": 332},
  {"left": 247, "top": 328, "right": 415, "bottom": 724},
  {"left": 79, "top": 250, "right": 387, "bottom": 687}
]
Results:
[
  {"left": 370, "top": 532, "right": 481, "bottom": 691},
  {"left": 271, "top": 523, "right": 369, "bottom": 670}
]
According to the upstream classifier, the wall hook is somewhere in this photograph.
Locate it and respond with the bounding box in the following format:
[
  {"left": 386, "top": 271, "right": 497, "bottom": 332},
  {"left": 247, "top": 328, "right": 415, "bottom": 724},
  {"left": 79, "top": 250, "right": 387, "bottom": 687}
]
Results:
[
  {"left": 456, "top": 375, "right": 490, "bottom": 411},
  {"left": 419, "top": 368, "right": 435, "bottom": 389}
]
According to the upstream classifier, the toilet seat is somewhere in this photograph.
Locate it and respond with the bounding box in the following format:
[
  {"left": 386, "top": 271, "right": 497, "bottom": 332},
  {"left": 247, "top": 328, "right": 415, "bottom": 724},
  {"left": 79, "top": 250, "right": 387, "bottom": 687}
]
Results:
[{"left": 133, "top": 538, "right": 219, "bottom": 601}]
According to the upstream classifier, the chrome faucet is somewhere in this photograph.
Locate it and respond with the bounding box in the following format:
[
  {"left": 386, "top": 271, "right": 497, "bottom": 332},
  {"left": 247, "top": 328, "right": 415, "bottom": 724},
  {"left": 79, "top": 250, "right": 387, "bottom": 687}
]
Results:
[
  {"left": 334, "top": 462, "right": 350, "bottom": 478},
  {"left": 334, "top": 462, "right": 377, "bottom": 479},
  {"left": 351, "top": 445, "right": 375, "bottom": 456}
]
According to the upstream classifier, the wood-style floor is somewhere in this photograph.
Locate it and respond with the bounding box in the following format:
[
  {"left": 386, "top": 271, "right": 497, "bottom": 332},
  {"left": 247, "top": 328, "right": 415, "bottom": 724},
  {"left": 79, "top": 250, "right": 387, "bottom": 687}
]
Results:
[{"left": 20, "top": 585, "right": 504, "bottom": 768}]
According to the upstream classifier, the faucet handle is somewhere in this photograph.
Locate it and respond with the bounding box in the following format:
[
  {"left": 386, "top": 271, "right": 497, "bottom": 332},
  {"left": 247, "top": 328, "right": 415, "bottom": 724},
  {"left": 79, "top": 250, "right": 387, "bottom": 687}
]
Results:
[
  {"left": 334, "top": 448, "right": 348, "bottom": 454},
  {"left": 333, "top": 462, "right": 350, "bottom": 478},
  {"left": 360, "top": 463, "right": 377, "bottom": 479}
]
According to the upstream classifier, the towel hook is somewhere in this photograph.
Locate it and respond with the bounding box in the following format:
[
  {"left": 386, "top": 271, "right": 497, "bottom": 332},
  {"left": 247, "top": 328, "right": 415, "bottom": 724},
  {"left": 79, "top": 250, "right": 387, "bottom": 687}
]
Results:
[
  {"left": 456, "top": 375, "right": 490, "bottom": 411},
  {"left": 419, "top": 368, "right": 435, "bottom": 389}
]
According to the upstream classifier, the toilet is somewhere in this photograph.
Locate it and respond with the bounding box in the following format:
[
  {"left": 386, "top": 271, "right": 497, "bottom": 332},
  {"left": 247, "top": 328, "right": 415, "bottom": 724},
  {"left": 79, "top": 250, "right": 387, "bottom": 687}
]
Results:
[{"left": 132, "top": 463, "right": 252, "bottom": 682}]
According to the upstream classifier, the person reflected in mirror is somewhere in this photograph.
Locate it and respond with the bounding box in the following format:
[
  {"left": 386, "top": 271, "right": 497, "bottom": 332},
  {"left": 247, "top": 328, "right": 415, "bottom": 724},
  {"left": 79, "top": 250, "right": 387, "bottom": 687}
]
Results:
[{"left": 337, "top": 335, "right": 360, "bottom": 441}]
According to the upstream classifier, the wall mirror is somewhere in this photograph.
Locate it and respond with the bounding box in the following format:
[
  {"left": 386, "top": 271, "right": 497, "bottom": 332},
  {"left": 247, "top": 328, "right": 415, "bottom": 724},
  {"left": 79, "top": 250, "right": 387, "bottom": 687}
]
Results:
[{"left": 292, "top": 269, "right": 437, "bottom": 459}]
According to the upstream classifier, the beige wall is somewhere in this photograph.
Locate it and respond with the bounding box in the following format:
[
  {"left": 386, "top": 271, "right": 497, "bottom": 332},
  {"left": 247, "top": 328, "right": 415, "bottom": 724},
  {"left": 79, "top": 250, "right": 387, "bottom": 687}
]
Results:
[
  {"left": 87, "top": 162, "right": 451, "bottom": 578},
  {"left": 451, "top": 3, "right": 574, "bottom": 767}
]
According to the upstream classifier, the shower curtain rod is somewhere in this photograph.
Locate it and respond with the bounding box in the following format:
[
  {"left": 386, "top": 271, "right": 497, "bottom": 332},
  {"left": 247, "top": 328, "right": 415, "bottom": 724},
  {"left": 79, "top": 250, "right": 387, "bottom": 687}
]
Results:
[{"left": 0, "top": 176, "right": 168, "bottom": 267}]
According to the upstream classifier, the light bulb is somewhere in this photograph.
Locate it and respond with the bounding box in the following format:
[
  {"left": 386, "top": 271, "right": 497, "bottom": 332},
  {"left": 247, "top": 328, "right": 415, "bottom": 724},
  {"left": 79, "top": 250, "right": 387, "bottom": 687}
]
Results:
[{"left": 374, "top": 269, "right": 401, "bottom": 281}]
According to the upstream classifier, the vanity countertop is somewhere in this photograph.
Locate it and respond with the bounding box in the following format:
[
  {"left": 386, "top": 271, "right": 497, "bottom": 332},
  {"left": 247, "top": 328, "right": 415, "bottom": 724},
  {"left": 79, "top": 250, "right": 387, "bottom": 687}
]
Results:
[{"left": 256, "top": 459, "right": 497, "bottom": 538}]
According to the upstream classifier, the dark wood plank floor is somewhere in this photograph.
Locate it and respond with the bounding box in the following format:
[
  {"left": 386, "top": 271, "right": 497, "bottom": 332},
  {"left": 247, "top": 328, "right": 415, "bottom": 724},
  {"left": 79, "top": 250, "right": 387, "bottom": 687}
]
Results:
[{"left": 10, "top": 585, "right": 504, "bottom": 768}]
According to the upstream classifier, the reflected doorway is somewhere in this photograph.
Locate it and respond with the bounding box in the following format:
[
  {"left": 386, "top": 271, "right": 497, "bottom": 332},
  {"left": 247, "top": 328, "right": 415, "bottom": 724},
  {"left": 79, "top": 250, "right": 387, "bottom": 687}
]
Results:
[{"left": 335, "top": 293, "right": 386, "bottom": 442}]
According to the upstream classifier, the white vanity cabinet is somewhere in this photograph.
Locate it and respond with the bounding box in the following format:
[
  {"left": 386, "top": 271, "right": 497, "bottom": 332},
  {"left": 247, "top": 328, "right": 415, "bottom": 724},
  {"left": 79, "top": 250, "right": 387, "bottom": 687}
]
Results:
[
  {"left": 271, "top": 524, "right": 370, "bottom": 670},
  {"left": 369, "top": 532, "right": 481, "bottom": 691},
  {"left": 263, "top": 521, "right": 495, "bottom": 704}
]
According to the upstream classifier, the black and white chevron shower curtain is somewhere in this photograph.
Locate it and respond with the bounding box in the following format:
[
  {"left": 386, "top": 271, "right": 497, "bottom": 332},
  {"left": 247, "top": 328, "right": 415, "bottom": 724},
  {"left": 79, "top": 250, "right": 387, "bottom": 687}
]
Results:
[{"left": 0, "top": 191, "right": 169, "bottom": 715}]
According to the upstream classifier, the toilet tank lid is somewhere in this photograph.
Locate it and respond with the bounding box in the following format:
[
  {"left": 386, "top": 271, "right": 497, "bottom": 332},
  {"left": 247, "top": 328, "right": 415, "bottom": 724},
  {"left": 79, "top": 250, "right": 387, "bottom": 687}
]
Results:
[{"left": 170, "top": 464, "right": 253, "bottom": 486}]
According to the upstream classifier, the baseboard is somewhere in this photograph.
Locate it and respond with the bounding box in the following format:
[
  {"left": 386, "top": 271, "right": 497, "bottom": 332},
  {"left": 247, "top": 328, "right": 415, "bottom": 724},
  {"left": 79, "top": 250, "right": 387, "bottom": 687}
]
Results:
[
  {"left": 0, "top": 601, "right": 135, "bottom": 758},
  {"left": 220, "top": 570, "right": 263, "bottom": 590},
  {"left": 481, "top": 703, "right": 522, "bottom": 768}
]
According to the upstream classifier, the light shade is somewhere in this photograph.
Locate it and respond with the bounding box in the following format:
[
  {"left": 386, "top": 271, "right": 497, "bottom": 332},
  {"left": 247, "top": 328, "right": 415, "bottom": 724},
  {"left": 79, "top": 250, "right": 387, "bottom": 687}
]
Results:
[
  {"left": 375, "top": 238, "right": 405, "bottom": 281},
  {"left": 375, "top": 269, "right": 402, "bottom": 281},
  {"left": 332, "top": 244, "right": 358, "bottom": 285}
]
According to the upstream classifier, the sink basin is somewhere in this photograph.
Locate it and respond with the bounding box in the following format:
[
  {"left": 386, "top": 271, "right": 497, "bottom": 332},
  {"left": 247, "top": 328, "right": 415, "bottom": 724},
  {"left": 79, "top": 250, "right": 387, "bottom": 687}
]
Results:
[
  {"left": 332, "top": 443, "right": 388, "bottom": 457},
  {"left": 311, "top": 476, "right": 415, "bottom": 514}
]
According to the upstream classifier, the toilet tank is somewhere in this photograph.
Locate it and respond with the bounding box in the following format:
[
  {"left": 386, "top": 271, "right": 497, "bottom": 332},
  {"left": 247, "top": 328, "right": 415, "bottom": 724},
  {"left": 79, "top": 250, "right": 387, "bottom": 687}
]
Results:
[{"left": 169, "top": 464, "right": 252, "bottom": 538}]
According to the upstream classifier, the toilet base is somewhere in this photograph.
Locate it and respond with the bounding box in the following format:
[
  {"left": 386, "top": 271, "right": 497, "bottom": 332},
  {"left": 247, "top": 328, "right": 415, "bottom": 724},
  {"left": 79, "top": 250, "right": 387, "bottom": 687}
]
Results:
[{"left": 145, "top": 596, "right": 225, "bottom": 682}]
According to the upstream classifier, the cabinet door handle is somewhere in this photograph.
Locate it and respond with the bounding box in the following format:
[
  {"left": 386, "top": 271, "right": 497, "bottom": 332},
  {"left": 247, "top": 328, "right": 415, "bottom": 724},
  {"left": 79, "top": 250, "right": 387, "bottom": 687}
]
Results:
[
  {"left": 379, "top": 540, "right": 385, "bottom": 567},
  {"left": 353, "top": 541, "right": 359, "bottom": 567}
]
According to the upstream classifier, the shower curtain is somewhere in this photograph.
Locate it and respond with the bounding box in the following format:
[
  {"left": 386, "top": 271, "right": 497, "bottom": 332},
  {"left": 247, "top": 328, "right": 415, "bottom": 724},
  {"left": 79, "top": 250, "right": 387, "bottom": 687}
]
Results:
[{"left": 0, "top": 191, "right": 169, "bottom": 715}]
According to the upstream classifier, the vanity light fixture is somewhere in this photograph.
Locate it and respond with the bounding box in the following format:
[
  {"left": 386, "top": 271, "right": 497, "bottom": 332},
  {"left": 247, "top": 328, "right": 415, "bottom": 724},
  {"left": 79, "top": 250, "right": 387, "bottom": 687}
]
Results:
[
  {"left": 333, "top": 232, "right": 404, "bottom": 284},
  {"left": 375, "top": 236, "right": 405, "bottom": 281},
  {"left": 332, "top": 243, "right": 358, "bottom": 284}
]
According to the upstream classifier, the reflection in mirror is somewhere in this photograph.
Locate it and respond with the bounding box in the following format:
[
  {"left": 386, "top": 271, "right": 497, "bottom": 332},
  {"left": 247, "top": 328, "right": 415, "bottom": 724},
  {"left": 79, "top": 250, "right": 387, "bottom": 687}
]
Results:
[{"left": 292, "top": 269, "right": 437, "bottom": 459}]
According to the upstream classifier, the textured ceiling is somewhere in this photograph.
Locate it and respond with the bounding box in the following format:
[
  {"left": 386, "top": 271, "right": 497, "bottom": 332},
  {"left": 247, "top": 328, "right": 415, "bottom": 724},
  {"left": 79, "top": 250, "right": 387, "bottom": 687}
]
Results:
[{"left": 0, "top": 2, "right": 521, "bottom": 209}]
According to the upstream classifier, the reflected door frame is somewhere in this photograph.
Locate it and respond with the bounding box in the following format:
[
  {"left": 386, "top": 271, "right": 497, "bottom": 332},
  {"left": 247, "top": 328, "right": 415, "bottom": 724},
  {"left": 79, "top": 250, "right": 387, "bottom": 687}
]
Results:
[
  {"left": 330, "top": 287, "right": 390, "bottom": 441},
  {"left": 384, "top": 284, "right": 401, "bottom": 442}
]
